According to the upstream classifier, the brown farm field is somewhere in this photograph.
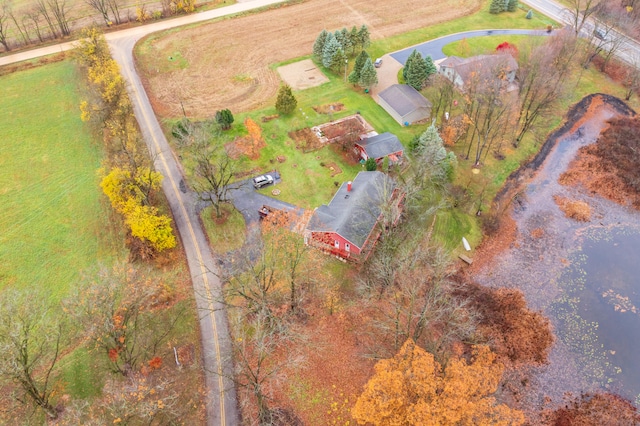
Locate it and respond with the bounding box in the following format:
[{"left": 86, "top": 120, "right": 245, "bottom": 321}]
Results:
[{"left": 135, "top": 0, "right": 482, "bottom": 118}]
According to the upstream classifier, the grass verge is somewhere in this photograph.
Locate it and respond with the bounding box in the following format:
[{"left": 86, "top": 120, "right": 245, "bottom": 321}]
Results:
[{"left": 201, "top": 203, "right": 247, "bottom": 253}]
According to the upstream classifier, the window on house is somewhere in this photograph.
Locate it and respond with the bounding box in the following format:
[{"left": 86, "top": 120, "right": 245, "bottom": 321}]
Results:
[
  {"left": 345, "top": 243, "right": 350, "bottom": 252},
  {"left": 334, "top": 240, "right": 340, "bottom": 249}
]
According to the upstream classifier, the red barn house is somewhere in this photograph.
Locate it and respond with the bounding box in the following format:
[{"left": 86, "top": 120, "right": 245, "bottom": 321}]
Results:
[
  {"left": 355, "top": 132, "right": 404, "bottom": 165},
  {"left": 305, "top": 171, "right": 404, "bottom": 262}
]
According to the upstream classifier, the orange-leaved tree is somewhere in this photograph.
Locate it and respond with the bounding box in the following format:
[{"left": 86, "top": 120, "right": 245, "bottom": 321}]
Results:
[{"left": 352, "top": 339, "right": 524, "bottom": 426}]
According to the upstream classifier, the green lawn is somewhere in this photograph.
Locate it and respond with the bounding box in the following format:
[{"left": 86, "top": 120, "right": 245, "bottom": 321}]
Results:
[
  {"left": 0, "top": 60, "right": 123, "bottom": 299},
  {"left": 367, "top": 2, "right": 557, "bottom": 61},
  {"left": 201, "top": 204, "right": 247, "bottom": 253}
]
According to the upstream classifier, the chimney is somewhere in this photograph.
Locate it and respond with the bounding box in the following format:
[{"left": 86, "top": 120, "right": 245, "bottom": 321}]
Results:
[{"left": 347, "top": 181, "right": 352, "bottom": 192}]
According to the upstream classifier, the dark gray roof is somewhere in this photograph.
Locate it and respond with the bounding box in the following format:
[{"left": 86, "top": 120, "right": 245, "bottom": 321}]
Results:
[
  {"left": 356, "top": 132, "right": 404, "bottom": 160},
  {"left": 378, "top": 84, "right": 432, "bottom": 117},
  {"left": 307, "top": 171, "right": 394, "bottom": 248}
]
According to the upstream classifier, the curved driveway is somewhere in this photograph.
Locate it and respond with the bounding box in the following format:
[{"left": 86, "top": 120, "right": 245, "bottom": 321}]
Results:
[{"left": 390, "top": 29, "right": 550, "bottom": 65}]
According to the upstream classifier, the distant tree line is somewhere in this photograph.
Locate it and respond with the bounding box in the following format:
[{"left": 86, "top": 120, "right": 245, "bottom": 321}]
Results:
[{"left": 0, "top": 0, "right": 197, "bottom": 52}]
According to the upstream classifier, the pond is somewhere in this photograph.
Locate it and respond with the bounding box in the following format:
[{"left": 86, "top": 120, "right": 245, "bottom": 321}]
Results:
[
  {"left": 553, "top": 225, "right": 640, "bottom": 406},
  {"left": 473, "top": 96, "right": 640, "bottom": 409}
]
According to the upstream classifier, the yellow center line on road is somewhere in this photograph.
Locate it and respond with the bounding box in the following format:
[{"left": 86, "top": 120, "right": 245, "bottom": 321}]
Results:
[{"left": 120, "top": 58, "right": 227, "bottom": 425}]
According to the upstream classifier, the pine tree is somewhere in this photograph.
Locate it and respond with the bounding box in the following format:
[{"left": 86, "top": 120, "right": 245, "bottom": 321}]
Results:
[
  {"left": 340, "top": 27, "right": 353, "bottom": 57},
  {"left": 405, "top": 50, "right": 429, "bottom": 90},
  {"left": 329, "top": 48, "right": 347, "bottom": 74},
  {"left": 215, "top": 109, "right": 234, "bottom": 130},
  {"left": 349, "top": 50, "right": 370, "bottom": 85},
  {"left": 334, "top": 29, "right": 344, "bottom": 50},
  {"left": 313, "top": 29, "right": 328, "bottom": 61},
  {"left": 424, "top": 55, "right": 438, "bottom": 79},
  {"left": 359, "top": 57, "right": 378, "bottom": 90},
  {"left": 358, "top": 24, "right": 370, "bottom": 50},
  {"left": 403, "top": 49, "right": 419, "bottom": 82},
  {"left": 490, "top": 0, "right": 504, "bottom": 14},
  {"left": 322, "top": 33, "right": 341, "bottom": 69},
  {"left": 275, "top": 84, "right": 297, "bottom": 115},
  {"left": 507, "top": 0, "right": 518, "bottom": 12},
  {"left": 350, "top": 26, "right": 359, "bottom": 53}
]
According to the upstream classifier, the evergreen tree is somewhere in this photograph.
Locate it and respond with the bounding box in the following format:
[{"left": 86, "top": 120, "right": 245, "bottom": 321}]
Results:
[
  {"left": 329, "top": 48, "right": 347, "bottom": 74},
  {"left": 365, "top": 158, "right": 377, "bottom": 171},
  {"left": 215, "top": 109, "right": 234, "bottom": 130},
  {"left": 341, "top": 27, "right": 353, "bottom": 57},
  {"left": 322, "top": 33, "right": 342, "bottom": 69},
  {"left": 349, "top": 50, "right": 370, "bottom": 84},
  {"left": 358, "top": 24, "right": 371, "bottom": 50},
  {"left": 350, "top": 26, "right": 360, "bottom": 53},
  {"left": 275, "top": 85, "right": 297, "bottom": 115},
  {"left": 334, "top": 29, "right": 344, "bottom": 50},
  {"left": 313, "top": 29, "right": 328, "bottom": 61},
  {"left": 424, "top": 55, "right": 438, "bottom": 79},
  {"left": 402, "top": 49, "right": 420, "bottom": 82},
  {"left": 406, "top": 50, "right": 429, "bottom": 90},
  {"left": 414, "top": 121, "right": 454, "bottom": 183},
  {"left": 359, "top": 57, "right": 378, "bottom": 90},
  {"left": 507, "top": 0, "right": 518, "bottom": 12},
  {"left": 490, "top": 0, "right": 505, "bottom": 14}
]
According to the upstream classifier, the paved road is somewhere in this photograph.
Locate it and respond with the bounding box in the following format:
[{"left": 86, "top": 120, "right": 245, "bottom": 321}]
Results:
[
  {"left": 522, "top": 0, "right": 640, "bottom": 66},
  {"left": 0, "top": 0, "right": 288, "bottom": 425},
  {"left": 0, "top": 0, "right": 286, "bottom": 67}
]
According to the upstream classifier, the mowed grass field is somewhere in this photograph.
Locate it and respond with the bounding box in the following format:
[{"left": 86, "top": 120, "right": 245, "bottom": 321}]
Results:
[{"left": 0, "top": 60, "right": 122, "bottom": 299}]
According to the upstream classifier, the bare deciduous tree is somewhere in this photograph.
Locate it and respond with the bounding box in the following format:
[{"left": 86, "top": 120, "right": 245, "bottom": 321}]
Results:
[
  {"left": 514, "top": 31, "right": 578, "bottom": 146},
  {"left": 226, "top": 311, "right": 305, "bottom": 425},
  {"left": 35, "top": 0, "right": 58, "bottom": 39},
  {"left": 0, "top": 289, "right": 65, "bottom": 420},
  {"left": 360, "top": 245, "right": 478, "bottom": 361},
  {"left": 47, "top": 0, "right": 70, "bottom": 37},
  {"left": 66, "top": 263, "right": 182, "bottom": 376},
  {"left": 192, "top": 140, "right": 237, "bottom": 218},
  {"left": 0, "top": 1, "right": 11, "bottom": 51},
  {"left": 462, "top": 60, "right": 517, "bottom": 166},
  {"left": 565, "top": 0, "right": 601, "bottom": 36},
  {"left": 624, "top": 53, "right": 640, "bottom": 101}
]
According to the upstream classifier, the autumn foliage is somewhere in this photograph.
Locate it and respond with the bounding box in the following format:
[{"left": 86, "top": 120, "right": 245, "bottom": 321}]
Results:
[
  {"left": 352, "top": 339, "right": 525, "bottom": 425},
  {"left": 459, "top": 281, "right": 554, "bottom": 365},
  {"left": 543, "top": 393, "right": 640, "bottom": 425},
  {"left": 78, "top": 29, "right": 177, "bottom": 256}
]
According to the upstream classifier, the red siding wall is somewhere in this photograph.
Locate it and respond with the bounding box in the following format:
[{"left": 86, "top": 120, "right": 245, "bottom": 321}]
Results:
[{"left": 310, "top": 231, "right": 361, "bottom": 259}]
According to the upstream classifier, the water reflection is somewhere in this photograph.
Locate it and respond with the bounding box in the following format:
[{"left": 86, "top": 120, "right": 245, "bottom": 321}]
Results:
[{"left": 554, "top": 226, "right": 640, "bottom": 405}]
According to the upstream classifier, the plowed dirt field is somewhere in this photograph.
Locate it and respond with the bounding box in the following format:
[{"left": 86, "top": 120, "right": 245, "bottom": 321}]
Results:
[{"left": 135, "top": 0, "right": 481, "bottom": 118}]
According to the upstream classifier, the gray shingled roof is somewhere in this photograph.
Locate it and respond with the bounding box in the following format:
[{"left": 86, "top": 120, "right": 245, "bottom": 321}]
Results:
[
  {"left": 440, "top": 54, "right": 518, "bottom": 84},
  {"left": 307, "top": 171, "right": 393, "bottom": 248},
  {"left": 378, "top": 84, "right": 432, "bottom": 117},
  {"left": 356, "top": 132, "right": 404, "bottom": 160}
]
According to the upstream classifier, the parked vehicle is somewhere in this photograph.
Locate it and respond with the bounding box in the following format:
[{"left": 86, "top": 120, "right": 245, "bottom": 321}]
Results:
[
  {"left": 374, "top": 58, "right": 383, "bottom": 68},
  {"left": 253, "top": 174, "right": 274, "bottom": 189},
  {"left": 594, "top": 28, "right": 607, "bottom": 41}
]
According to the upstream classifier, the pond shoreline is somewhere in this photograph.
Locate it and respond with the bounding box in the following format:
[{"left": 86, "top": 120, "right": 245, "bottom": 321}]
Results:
[{"left": 465, "top": 94, "right": 639, "bottom": 416}]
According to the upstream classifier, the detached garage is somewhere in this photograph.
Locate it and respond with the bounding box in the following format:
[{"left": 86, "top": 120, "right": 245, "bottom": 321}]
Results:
[{"left": 377, "top": 84, "right": 432, "bottom": 126}]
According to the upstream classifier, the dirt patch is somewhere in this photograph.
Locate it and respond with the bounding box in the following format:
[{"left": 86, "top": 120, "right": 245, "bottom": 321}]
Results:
[
  {"left": 330, "top": 143, "right": 361, "bottom": 166},
  {"left": 316, "top": 115, "right": 367, "bottom": 141},
  {"left": 136, "top": 0, "right": 483, "bottom": 117},
  {"left": 322, "top": 161, "right": 343, "bottom": 177},
  {"left": 262, "top": 114, "right": 279, "bottom": 122},
  {"left": 277, "top": 59, "right": 329, "bottom": 90},
  {"left": 289, "top": 128, "right": 323, "bottom": 152},
  {"left": 225, "top": 136, "right": 265, "bottom": 160},
  {"left": 313, "top": 103, "right": 345, "bottom": 114},
  {"left": 553, "top": 195, "right": 591, "bottom": 222}
]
